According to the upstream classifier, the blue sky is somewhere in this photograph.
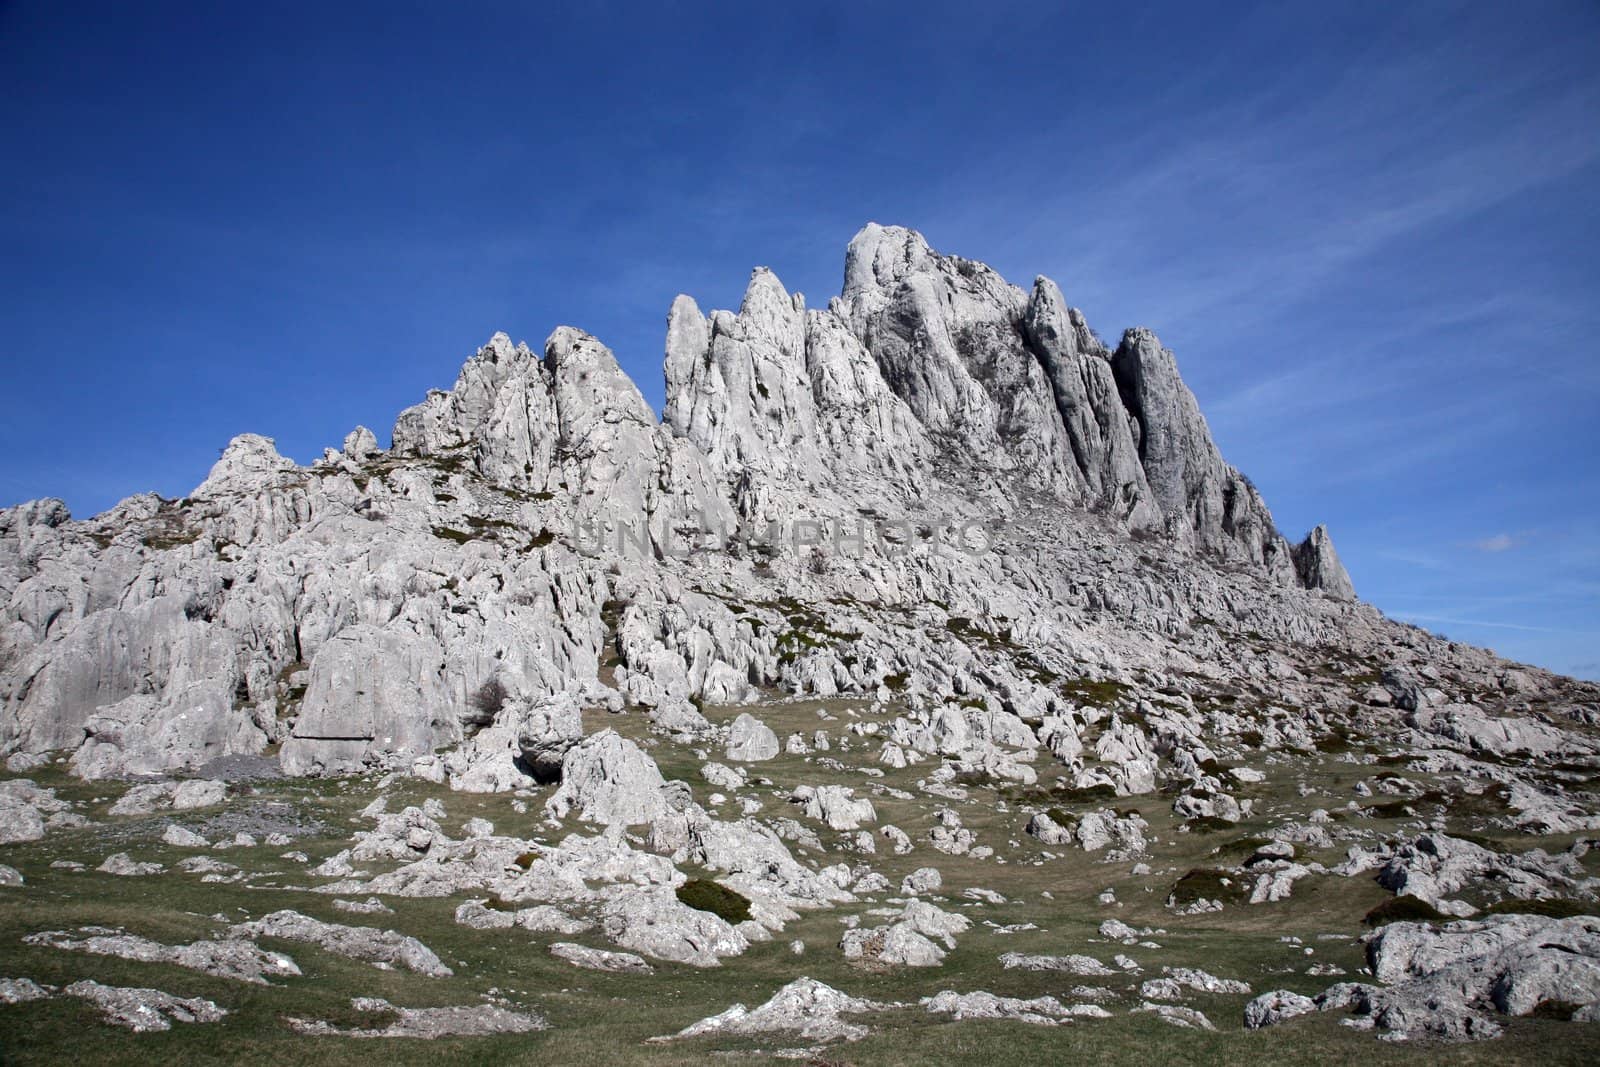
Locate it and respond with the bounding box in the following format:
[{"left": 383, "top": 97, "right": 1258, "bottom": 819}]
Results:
[{"left": 2, "top": 2, "right": 1597, "bottom": 678}]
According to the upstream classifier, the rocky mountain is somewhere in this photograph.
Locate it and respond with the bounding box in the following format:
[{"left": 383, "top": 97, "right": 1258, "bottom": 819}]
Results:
[
  {"left": 0, "top": 223, "right": 1363, "bottom": 781},
  {"left": 2, "top": 226, "right": 1598, "bottom": 1054}
]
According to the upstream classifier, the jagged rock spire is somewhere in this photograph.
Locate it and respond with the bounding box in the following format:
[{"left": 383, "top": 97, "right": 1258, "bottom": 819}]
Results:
[{"left": 657, "top": 222, "right": 1344, "bottom": 593}]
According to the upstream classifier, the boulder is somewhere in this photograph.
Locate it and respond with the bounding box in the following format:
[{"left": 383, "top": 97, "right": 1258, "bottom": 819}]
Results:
[
  {"left": 545, "top": 730, "right": 668, "bottom": 826},
  {"left": 726, "top": 713, "right": 779, "bottom": 762}
]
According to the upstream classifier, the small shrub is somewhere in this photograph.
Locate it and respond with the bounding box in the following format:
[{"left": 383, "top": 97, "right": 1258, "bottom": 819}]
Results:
[
  {"left": 464, "top": 678, "right": 509, "bottom": 731},
  {"left": 1057, "top": 676, "right": 1132, "bottom": 708},
  {"left": 1046, "top": 782, "right": 1119, "bottom": 804},
  {"left": 676, "top": 879, "right": 752, "bottom": 923},
  {"left": 1367, "top": 800, "right": 1414, "bottom": 819},
  {"left": 1363, "top": 895, "right": 1446, "bottom": 927},
  {"left": 1531, "top": 1000, "right": 1582, "bottom": 1021},
  {"left": 1315, "top": 732, "right": 1356, "bottom": 754},
  {"left": 141, "top": 527, "right": 202, "bottom": 551},
  {"left": 1168, "top": 868, "right": 1244, "bottom": 907}
]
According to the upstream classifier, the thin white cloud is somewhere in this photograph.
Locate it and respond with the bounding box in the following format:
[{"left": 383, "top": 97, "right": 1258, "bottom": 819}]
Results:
[
  {"left": 1396, "top": 612, "right": 1597, "bottom": 636},
  {"left": 1473, "top": 533, "right": 1518, "bottom": 552}
]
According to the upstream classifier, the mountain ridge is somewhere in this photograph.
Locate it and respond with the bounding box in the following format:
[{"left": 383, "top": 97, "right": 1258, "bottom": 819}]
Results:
[{"left": 1, "top": 224, "right": 1581, "bottom": 789}]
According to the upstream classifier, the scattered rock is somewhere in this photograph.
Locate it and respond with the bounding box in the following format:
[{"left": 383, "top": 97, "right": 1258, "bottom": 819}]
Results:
[
  {"left": 108, "top": 780, "right": 226, "bottom": 816},
  {"left": 97, "top": 852, "right": 164, "bottom": 876},
  {"left": 653, "top": 977, "right": 890, "bottom": 1043},
  {"left": 726, "top": 713, "right": 780, "bottom": 763},
  {"left": 1244, "top": 989, "right": 1318, "bottom": 1029},
  {"left": 64, "top": 979, "right": 225, "bottom": 1032},
  {"left": 24, "top": 928, "right": 299, "bottom": 984},
  {"left": 549, "top": 942, "right": 654, "bottom": 974},
  {"left": 923, "top": 989, "right": 1083, "bottom": 1026},
  {"left": 1000, "top": 952, "right": 1117, "bottom": 977},
  {"left": 0, "top": 977, "right": 51, "bottom": 1004},
  {"left": 231, "top": 910, "right": 452, "bottom": 977},
  {"left": 287, "top": 997, "right": 544, "bottom": 1038}
]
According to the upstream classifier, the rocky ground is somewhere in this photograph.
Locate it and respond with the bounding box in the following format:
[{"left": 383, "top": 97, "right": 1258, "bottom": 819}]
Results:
[
  {"left": 2, "top": 225, "right": 1599, "bottom": 1062},
  {"left": 2, "top": 670, "right": 1599, "bottom": 1063}
]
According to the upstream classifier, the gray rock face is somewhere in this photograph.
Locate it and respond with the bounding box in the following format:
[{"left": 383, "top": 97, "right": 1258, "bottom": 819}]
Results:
[
  {"left": 515, "top": 694, "right": 584, "bottom": 776},
  {"left": 1293, "top": 524, "right": 1355, "bottom": 599},
  {"left": 1135, "top": 1002, "right": 1216, "bottom": 1030},
  {"left": 161, "top": 824, "right": 209, "bottom": 848},
  {"left": 64, "top": 979, "right": 226, "bottom": 1032},
  {"left": 794, "top": 784, "right": 876, "bottom": 831},
  {"left": 3, "top": 221, "right": 1555, "bottom": 806},
  {"left": 287, "top": 996, "right": 545, "bottom": 1039},
  {"left": 840, "top": 921, "right": 946, "bottom": 967},
  {"left": 840, "top": 899, "right": 968, "bottom": 968},
  {"left": 108, "top": 779, "right": 226, "bottom": 816},
  {"left": 655, "top": 976, "right": 890, "bottom": 1043},
  {"left": 0, "top": 794, "right": 45, "bottom": 844},
  {"left": 922, "top": 989, "right": 1081, "bottom": 1026},
  {"left": 24, "top": 927, "right": 300, "bottom": 984},
  {"left": 97, "top": 852, "right": 164, "bottom": 876},
  {"left": 1254, "top": 916, "right": 1600, "bottom": 1041},
  {"left": 598, "top": 884, "right": 749, "bottom": 967},
  {"left": 1368, "top": 915, "right": 1600, "bottom": 1017},
  {"left": 1243, "top": 989, "right": 1319, "bottom": 1029},
  {"left": 544, "top": 729, "right": 668, "bottom": 826},
  {"left": 1375, "top": 833, "right": 1585, "bottom": 910},
  {"left": 549, "top": 941, "right": 654, "bottom": 974},
  {"left": 1110, "top": 328, "right": 1291, "bottom": 576},
  {"left": 999, "top": 952, "right": 1117, "bottom": 977},
  {"left": 231, "top": 910, "right": 452, "bottom": 977},
  {"left": 725, "top": 713, "right": 779, "bottom": 763},
  {"left": 0, "top": 976, "right": 50, "bottom": 1003}
]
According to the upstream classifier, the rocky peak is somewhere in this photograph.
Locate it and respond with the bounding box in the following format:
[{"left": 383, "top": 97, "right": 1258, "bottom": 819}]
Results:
[
  {"left": 192, "top": 434, "right": 298, "bottom": 498},
  {"left": 1022, "top": 277, "right": 1159, "bottom": 528},
  {"left": 545, "top": 326, "right": 657, "bottom": 441},
  {"left": 841, "top": 222, "right": 935, "bottom": 301},
  {"left": 1294, "top": 524, "right": 1356, "bottom": 600},
  {"left": 390, "top": 332, "right": 549, "bottom": 486},
  {"left": 662, "top": 269, "right": 820, "bottom": 483},
  {"left": 655, "top": 224, "right": 1352, "bottom": 594}
]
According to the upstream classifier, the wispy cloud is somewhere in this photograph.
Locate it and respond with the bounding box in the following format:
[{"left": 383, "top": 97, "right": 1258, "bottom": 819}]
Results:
[
  {"left": 1376, "top": 549, "right": 1449, "bottom": 571},
  {"left": 1473, "top": 533, "right": 1518, "bottom": 552},
  {"left": 1395, "top": 612, "right": 1598, "bottom": 636}
]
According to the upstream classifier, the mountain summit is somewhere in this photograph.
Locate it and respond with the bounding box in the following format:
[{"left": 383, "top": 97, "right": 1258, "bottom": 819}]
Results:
[{"left": 0, "top": 224, "right": 1551, "bottom": 782}]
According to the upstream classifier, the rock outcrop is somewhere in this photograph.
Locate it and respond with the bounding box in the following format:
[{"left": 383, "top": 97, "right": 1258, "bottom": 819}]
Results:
[{"left": 0, "top": 222, "right": 1547, "bottom": 808}]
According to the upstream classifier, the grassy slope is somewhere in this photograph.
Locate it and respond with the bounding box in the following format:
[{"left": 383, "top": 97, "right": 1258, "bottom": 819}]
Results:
[{"left": 2, "top": 700, "right": 1597, "bottom": 1065}]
